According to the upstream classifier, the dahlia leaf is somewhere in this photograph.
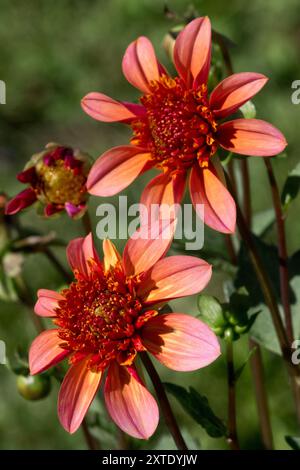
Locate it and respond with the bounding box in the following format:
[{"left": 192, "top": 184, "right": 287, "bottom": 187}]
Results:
[{"left": 164, "top": 382, "right": 227, "bottom": 438}]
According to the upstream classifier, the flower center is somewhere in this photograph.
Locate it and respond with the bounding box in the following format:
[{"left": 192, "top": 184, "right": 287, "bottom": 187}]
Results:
[
  {"left": 36, "top": 158, "right": 87, "bottom": 206},
  {"left": 54, "top": 263, "right": 147, "bottom": 371},
  {"left": 131, "top": 75, "right": 218, "bottom": 170}
]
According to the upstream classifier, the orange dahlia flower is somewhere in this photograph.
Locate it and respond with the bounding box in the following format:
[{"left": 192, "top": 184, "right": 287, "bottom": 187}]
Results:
[
  {"left": 82, "top": 16, "right": 287, "bottom": 234},
  {"left": 29, "top": 226, "right": 220, "bottom": 438}
]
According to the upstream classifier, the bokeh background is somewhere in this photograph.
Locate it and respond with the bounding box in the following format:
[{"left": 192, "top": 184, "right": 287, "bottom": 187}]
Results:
[{"left": 0, "top": 0, "right": 300, "bottom": 450}]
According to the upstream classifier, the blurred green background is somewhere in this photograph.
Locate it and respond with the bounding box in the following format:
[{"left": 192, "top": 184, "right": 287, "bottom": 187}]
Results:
[{"left": 0, "top": 0, "right": 300, "bottom": 450}]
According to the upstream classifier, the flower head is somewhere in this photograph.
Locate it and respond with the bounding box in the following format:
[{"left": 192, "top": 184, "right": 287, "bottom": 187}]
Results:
[
  {"left": 5, "top": 143, "right": 91, "bottom": 219},
  {"left": 29, "top": 226, "right": 220, "bottom": 438},
  {"left": 82, "top": 16, "right": 287, "bottom": 234}
]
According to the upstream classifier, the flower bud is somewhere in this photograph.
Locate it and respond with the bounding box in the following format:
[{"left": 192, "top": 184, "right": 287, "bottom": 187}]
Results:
[
  {"left": 16, "top": 374, "right": 51, "bottom": 401},
  {"left": 6, "top": 143, "right": 91, "bottom": 219}
]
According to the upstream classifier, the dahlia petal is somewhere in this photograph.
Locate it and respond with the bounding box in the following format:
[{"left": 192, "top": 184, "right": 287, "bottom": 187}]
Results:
[
  {"left": 87, "top": 146, "right": 152, "bottom": 197},
  {"left": 104, "top": 362, "right": 159, "bottom": 439},
  {"left": 122, "top": 36, "right": 162, "bottom": 93},
  {"left": 5, "top": 188, "right": 37, "bottom": 215},
  {"left": 103, "top": 238, "right": 122, "bottom": 272},
  {"left": 173, "top": 17, "right": 211, "bottom": 87},
  {"left": 34, "top": 289, "right": 65, "bottom": 317},
  {"left": 139, "top": 256, "right": 212, "bottom": 304},
  {"left": 190, "top": 164, "right": 236, "bottom": 234},
  {"left": 140, "top": 171, "right": 186, "bottom": 225},
  {"left": 210, "top": 72, "right": 268, "bottom": 119},
  {"left": 217, "top": 119, "right": 287, "bottom": 156},
  {"left": 141, "top": 313, "right": 220, "bottom": 371},
  {"left": 58, "top": 358, "right": 102, "bottom": 434},
  {"left": 17, "top": 166, "right": 37, "bottom": 184},
  {"left": 123, "top": 218, "right": 176, "bottom": 277},
  {"left": 65, "top": 202, "right": 85, "bottom": 218},
  {"left": 44, "top": 203, "right": 62, "bottom": 217},
  {"left": 67, "top": 233, "right": 100, "bottom": 277},
  {"left": 29, "top": 329, "right": 69, "bottom": 375},
  {"left": 81, "top": 92, "right": 144, "bottom": 122}
]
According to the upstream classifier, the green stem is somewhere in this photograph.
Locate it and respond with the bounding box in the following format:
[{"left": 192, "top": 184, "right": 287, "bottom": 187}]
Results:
[{"left": 141, "top": 352, "right": 188, "bottom": 450}]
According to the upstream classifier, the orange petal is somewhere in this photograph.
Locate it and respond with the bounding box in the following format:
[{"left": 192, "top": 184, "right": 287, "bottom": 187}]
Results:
[
  {"left": 174, "top": 17, "right": 211, "bottom": 87},
  {"left": 104, "top": 363, "right": 159, "bottom": 439},
  {"left": 58, "top": 358, "right": 102, "bottom": 434},
  {"left": 81, "top": 92, "right": 145, "bottom": 122},
  {"left": 140, "top": 171, "right": 186, "bottom": 226},
  {"left": 141, "top": 313, "right": 220, "bottom": 371},
  {"left": 29, "top": 329, "right": 69, "bottom": 375},
  {"left": 217, "top": 119, "right": 287, "bottom": 156},
  {"left": 122, "top": 36, "right": 162, "bottom": 93},
  {"left": 139, "top": 255, "right": 212, "bottom": 304},
  {"left": 34, "top": 289, "right": 64, "bottom": 317},
  {"left": 210, "top": 72, "right": 268, "bottom": 119},
  {"left": 123, "top": 218, "right": 176, "bottom": 277},
  {"left": 67, "top": 233, "right": 100, "bottom": 278},
  {"left": 103, "top": 239, "right": 122, "bottom": 272},
  {"left": 189, "top": 164, "right": 236, "bottom": 234},
  {"left": 87, "top": 146, "right": 152, "bottom": 197}
]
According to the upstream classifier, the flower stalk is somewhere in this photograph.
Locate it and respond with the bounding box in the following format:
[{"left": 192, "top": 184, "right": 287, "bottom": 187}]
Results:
[
  {"left": 141, "top": 352, "right": 188, "bottom": 451},
  {"left": 226, "top": 340, "right": 240, "bottom": 450},
  {"left": 264, "top": 158, "right": 294, "bottom": 343}
]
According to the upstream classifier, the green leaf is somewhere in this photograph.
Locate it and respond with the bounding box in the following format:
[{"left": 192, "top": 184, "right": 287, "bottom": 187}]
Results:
[
  {"left": 252, "top": 208, "right": 275, "bottom": 237},
  {"left": 285, "top": 436, "right": 300, "bottom": 450},
  {"left": 164, "top": 382, "right": 227, "bottom": 438},
  {"left": 281, "top": 162, "right": 300, "bottom": 210}
]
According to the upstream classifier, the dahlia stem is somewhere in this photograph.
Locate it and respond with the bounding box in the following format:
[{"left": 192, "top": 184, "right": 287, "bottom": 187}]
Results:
[
  {"left": 226, "top": 341, "right": 240, "bottom": 450},
  {"left": 264, "top": 159, "right": 294, "bottom": 343},
  {"left": 226, "top": 173, "right": 300, "bottom": 424},
  {"left": 248, "top": 338, "right": 274, "bottom": 449},
  {"left": 81, "top": 419, "right": 101, "bottom": 450},
  {"left": 43, "top": 247, "right": 72, "bottom": 283},
  {"left": 82, "top": 210, "right": 92, "bottom": 235},
  {"left": 241, "top": 159, "right": 252, "bottom": 226},
  {"left": 141, "top": 352, "right": 188, "bottom": 450},
  {"left": 14, "top": 275, "right": 44, "bottom": 333},
  {"left": 239, "top": 159, "right": 274, "bottom": 449}
]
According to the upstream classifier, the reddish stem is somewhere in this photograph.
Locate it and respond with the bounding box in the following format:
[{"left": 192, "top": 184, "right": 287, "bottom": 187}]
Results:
[{"left": 264, "top": 159, "right": 294, "bottom": 343}]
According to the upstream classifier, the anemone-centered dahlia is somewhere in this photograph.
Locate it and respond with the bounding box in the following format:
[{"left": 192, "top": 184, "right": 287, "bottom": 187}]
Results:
[
  {"left": 82, "top": 16, "right": 287, "bottom": 234},
  {"left": 5, "top": 143, "right": 90, "bottom": 218},
  {"left": 29, "top": 227, "right": 220, "bottom": 438}
]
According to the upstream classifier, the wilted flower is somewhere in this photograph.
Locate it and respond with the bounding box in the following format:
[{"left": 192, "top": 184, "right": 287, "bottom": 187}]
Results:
[
  {"left": 5, "top": 143, "right": 91, "bottom": 219},
  {"left": 82, "top": 16, "right": 287, "bottom": 234},
  {"left": 29, "top": 226, "right": 220, "bottom": 438}
]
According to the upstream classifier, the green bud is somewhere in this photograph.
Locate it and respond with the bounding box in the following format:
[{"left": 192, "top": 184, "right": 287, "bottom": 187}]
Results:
[
  {"left": 197, "top": 295, "right": 225, "bottom": 329},
  {"left": 17, "top": 374, "right": 51, "bottom": 401},
  {"left": 239, "top": 100, "right": 256, "bottom": 119}
]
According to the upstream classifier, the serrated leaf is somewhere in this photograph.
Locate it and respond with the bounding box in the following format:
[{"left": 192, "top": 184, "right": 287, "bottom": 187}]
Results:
[
  {"left": 164, "top": 382, "right": 227, "bottom": 438},
  {"left": 285, "top": 435, "right": 300, "bottom": 450},
  {"left": 281, "top": 162, "right": 300, "bottom": 210}
]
